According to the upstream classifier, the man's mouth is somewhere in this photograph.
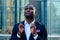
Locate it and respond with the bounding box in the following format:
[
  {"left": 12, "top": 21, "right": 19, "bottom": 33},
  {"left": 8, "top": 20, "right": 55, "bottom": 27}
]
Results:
[{"left": 25, "top": 12, "right": 31, "bottom": 15}]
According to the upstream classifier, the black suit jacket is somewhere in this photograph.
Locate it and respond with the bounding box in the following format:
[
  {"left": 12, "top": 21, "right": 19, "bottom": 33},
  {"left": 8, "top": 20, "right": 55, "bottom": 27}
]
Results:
[{"left": 10, "top": 21, "right": 47, "bottom": 40}]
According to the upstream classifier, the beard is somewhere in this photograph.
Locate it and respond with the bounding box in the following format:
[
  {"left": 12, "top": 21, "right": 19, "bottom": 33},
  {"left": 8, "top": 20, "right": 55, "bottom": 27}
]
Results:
[{"left": 25, "top": 15, "right": 34, "bottom": 19}]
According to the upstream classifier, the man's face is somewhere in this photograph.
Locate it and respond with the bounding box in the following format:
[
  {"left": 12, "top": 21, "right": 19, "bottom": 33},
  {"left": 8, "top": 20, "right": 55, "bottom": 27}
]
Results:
[{"left": 24, "top": 5, "right": 35, "bottom": 18}]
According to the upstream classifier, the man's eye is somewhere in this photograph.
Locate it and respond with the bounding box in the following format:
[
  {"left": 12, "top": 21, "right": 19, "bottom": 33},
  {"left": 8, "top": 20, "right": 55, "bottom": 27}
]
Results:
[
  {"left": 29, "top": 8, "right": 33, "bottom": 10},
  {"left": 25, "top": 8, "right": 33, "bottom": 10},
  {"left": 25, "top": 8, "right": 28, "bottom": 10}
]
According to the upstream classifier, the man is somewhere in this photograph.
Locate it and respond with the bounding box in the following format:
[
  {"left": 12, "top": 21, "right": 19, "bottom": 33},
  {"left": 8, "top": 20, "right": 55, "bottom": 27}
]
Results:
[{"left": 10, "top": 4, "right": 47, "bottom": 40}]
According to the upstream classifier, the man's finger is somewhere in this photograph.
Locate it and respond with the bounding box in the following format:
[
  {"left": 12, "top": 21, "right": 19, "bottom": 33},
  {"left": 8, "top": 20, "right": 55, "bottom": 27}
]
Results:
[
  {"left": 30, "top": 24, "right": 36, "bottom": 29},
  {"left": 18, "top": 23, "right": 24, "bottom": 28}
]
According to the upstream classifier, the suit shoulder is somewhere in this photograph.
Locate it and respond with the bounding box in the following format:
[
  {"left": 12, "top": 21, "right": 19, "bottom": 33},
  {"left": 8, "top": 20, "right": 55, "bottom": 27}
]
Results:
[
  {"left": 14, "top": 21, "right": 24, "bottom": 26},
  {"left": 35, "top": 21, "right": 45, "bottom": 29},
  {"left": 35, "top": 21, "right": 45, "bottom": 26}
]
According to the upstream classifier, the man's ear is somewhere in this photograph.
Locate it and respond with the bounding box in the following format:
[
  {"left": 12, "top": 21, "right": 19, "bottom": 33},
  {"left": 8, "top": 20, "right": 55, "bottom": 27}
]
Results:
[{"left": 34, "top": 11, "right": 36, "bottom": 15}]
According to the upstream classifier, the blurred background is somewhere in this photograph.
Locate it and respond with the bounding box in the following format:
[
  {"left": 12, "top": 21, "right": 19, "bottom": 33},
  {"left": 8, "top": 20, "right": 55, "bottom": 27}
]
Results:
[{"left": 0, "top": 0, "right": 60, "bottom": 40}]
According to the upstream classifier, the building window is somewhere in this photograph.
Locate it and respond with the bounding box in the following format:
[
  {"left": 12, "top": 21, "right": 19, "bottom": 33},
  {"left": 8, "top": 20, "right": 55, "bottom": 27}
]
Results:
[{"left": 47, "top": 0, "right": 60, "bottom": 35}]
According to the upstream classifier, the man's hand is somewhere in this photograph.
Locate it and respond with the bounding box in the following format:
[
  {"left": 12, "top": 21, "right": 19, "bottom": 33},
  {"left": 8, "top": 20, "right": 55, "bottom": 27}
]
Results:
[
  {"left": 30, "top": 24, "right": 36, "bottom": 35},
  {"left": 18, "top": 23, "right": 24, "bottom": 35}
]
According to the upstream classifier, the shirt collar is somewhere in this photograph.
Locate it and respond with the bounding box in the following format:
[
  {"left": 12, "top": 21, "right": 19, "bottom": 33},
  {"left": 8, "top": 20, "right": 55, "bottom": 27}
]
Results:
[{"left": 24, "top": 20, "right": 35, "bottom": 24}]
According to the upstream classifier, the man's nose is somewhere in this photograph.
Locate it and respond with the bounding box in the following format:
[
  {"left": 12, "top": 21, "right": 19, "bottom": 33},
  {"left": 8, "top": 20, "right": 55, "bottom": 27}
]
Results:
[{"left": 27, "top": 8, "right": 30, "bottom": 11}]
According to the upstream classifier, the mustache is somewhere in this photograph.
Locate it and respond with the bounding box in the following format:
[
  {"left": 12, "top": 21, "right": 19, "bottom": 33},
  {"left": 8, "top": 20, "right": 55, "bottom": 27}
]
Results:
[{"left": 25, "top": 12, "right": 33, "bottom": 14}]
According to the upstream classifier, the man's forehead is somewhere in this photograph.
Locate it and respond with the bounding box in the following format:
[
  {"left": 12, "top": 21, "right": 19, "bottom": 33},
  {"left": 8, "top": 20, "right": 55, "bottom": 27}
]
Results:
[{"left": 25, "top": 5, "right": 34, "bottom": 8}]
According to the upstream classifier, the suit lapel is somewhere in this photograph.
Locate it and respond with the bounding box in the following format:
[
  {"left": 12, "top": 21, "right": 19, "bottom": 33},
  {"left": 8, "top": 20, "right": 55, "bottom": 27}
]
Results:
[
  {"left": 21, "top": 21, "right": 27, "bottom": 40},
  {"left": 29, "top": 33, "right": 34, "bottom": 40}
]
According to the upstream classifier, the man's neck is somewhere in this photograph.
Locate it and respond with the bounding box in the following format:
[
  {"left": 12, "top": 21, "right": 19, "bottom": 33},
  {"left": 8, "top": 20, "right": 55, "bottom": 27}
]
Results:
[{"left": 26, "top": 18, "right": 34, "bottom": 24}]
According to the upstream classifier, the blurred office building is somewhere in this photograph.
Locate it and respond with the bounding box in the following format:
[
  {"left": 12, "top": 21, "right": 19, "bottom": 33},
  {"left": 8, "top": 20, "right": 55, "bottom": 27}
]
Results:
[{"left": 0, "top": 0, "right": 60, "bottom": 40}]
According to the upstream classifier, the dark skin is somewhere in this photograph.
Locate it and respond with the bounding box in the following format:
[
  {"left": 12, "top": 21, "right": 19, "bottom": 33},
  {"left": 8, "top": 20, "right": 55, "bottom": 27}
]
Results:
[{"left": 18, "top": 5, "right": 36, "bottom": 36}]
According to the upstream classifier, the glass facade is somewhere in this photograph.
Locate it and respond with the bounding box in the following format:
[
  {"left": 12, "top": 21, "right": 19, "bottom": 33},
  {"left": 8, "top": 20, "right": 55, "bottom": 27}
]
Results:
[
  {"left": 47, "top": 0, "right": 60, "bottom": 35},
  {"left": 0, "top": 0, "right": 15, "bottom": 34},
  {"left": 47, "top": 0, "right": 60, "bottom": 40},
  {"left": 0, "top": 0, "right": 4, "bottom": 33}
]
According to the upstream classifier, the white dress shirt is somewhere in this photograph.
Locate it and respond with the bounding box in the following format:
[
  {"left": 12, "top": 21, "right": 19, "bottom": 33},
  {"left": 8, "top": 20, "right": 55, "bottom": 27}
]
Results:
[{"left": 17, "top": 20, "right": 38, "bottom": 40}]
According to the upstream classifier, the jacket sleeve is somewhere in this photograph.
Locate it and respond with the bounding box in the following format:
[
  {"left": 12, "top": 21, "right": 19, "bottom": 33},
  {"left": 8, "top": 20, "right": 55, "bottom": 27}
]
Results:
[
  {"left": 10, "top": 23, "right": 20, "bottom": 40},
  {"left": 36, "top": 24, "right": 47, "bottom": 40},
  {"left": 40, "top": 24, "right": 47, "bottom": 40}
]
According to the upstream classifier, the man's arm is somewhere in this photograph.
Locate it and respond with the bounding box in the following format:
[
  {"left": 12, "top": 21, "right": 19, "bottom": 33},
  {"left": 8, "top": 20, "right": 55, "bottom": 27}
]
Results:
[
  {"left": 35, "top": 24, "right": 47, "bottom": 40},
  {"left": 10, "top": 23, "right": 20, "bottom": 40},
  {"left": 39, "top": 24, "right": 47, "bottom": 40}
]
